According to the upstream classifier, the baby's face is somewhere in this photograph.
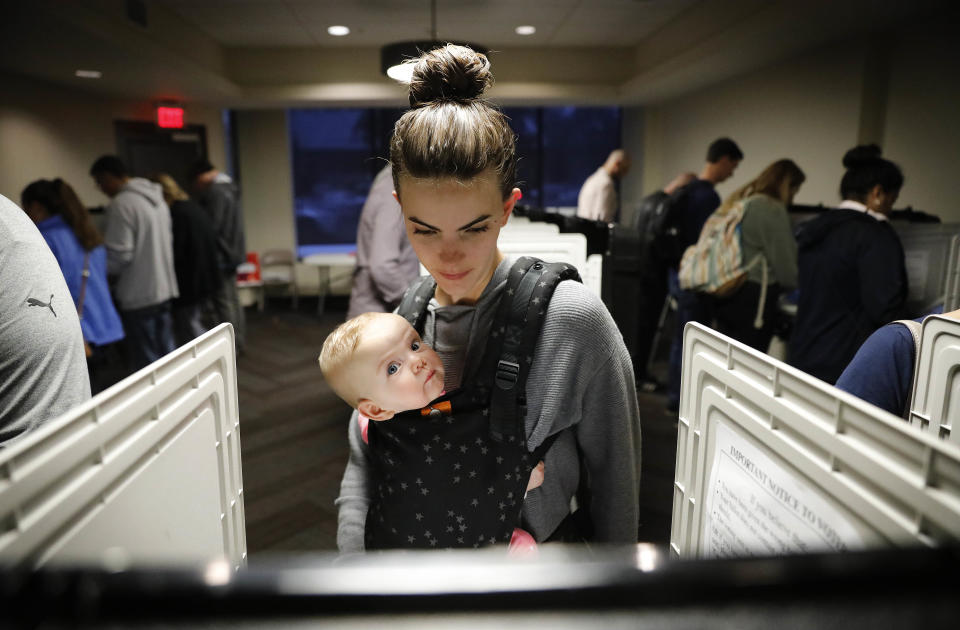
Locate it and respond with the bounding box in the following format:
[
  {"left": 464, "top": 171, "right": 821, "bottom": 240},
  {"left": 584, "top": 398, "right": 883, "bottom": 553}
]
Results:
[{"left": 352, "top": 314, "right": 445, "bottom": 418}]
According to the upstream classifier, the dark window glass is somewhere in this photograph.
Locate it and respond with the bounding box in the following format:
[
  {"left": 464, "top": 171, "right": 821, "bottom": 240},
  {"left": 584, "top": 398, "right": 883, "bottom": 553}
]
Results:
[
  {"left": 541, "top": 106, "right": 622, "bottom": 208},
  {"left": 503, "top": 107, "right": 542, "bottom": 207},
  {"left": 288, "top": 106, "right": 620, "bottom": 253},
  {"left": 289, "top": 108, "right": 402, "bottom": 257}
]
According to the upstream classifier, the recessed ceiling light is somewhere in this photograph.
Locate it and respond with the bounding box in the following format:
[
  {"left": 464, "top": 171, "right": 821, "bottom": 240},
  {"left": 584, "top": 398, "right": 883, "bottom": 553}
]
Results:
[
  {"left": 75, "top": 69, "right": 102, "bottom": 79},
  {"left": 327, "top": 25, "right": 350, "bottom": 36},
  {"left": 386, "top": 62, "right": 416, "bottom": 83},
  {"left": 515, "top": 25, "right": 536, "bottom": 36}
]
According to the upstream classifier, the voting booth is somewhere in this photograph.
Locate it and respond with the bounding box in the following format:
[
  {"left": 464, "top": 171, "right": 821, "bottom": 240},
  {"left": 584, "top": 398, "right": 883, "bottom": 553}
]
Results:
[
  {"left": 671, "top": 322, "right": 960, "bottom": 559},
  {"left": 893, "top": 222, "right": 960, "bottom": 315},
  {"left": 944, "top": 234, "right": 960, "bottom": 312},
  {"left": 422, "top": 230, "right": 603, "bottom": 295},
  {"left": 0, "top": 324, "right": 246, "bottom": 570},
  {"left": 908, "top": 314, "right": 960, "bottom": 445},
  {"left": 3, "top": 318, "right": 960, "bottom": 625}
]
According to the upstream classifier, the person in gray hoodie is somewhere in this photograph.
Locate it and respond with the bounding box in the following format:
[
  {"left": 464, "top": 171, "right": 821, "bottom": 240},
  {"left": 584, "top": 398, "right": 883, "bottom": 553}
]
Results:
[{"left": 90, "top": 155, "right": 179, "bottom": 372}]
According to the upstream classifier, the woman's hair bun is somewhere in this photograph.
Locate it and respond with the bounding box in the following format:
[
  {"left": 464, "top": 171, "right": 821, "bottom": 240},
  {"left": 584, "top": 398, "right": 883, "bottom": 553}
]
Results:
[
  {"left": 408, "top": 44, "right": 492, "bottom": 107},
  {"left": 842, "top": 144, "right": 883, "bottom": 169}
]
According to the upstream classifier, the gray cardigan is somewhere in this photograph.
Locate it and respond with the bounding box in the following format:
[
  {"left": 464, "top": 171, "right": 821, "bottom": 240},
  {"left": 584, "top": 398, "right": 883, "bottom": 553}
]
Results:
[{"left": 335, "top": 257, "right": 642, "bottom": 551}]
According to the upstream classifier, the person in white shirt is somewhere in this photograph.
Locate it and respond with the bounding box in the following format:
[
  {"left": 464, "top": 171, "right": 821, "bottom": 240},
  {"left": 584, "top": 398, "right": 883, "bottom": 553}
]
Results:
[{"left": 576, "top": 149, "right": 631, "bottom": 223}]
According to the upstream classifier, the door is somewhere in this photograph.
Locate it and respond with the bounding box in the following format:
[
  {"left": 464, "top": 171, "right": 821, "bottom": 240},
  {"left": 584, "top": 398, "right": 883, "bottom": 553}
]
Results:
[{"left": 114, "top": 120, "right": 208, "bottom": 192}]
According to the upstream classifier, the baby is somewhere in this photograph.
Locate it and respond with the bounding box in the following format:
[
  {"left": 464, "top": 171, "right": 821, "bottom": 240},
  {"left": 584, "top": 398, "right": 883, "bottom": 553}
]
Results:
[
  {"left": 319, "top": 312, "right": 542, "bottom": 552},
  {"left": 319, "top": 311, "right": 446, "bottom": 423}
]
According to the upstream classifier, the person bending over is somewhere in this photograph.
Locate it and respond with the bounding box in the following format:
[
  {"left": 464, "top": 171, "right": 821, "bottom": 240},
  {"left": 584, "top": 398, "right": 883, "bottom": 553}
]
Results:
[
  {"left": 711, "top": 159, "right": 805, "bottom": 352},
  {"left": 789, "top": 145, "right": 907, "bottom": 384}
]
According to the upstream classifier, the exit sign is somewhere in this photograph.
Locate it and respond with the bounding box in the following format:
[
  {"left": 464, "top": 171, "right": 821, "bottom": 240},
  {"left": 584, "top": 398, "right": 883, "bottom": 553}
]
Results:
[{"left": 156, "top": 106, "right": 184, "bottom": 129}]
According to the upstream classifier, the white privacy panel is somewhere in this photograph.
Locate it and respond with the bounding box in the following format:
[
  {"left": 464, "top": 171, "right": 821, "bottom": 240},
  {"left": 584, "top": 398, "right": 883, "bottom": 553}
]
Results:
[
  {"left": 944, "top": 235, "right": 960, "bottom": 312},
  {"left": 420, "top": 232, "right": 597, "bottom": 294},
  {"left": 893, "top": 223, "right": 960, "bottom": 315},
  {"left": 908, "top": 315, "right": 960, "bottom": 444},
  {"left": 584, "top": 254, "right": 603, "bottom": 298},
  {"left": 500, "top": 216, "right": 560, "bottom": 234},
  {"left": 671, "top": 323, "right": 960, "bottom": 560},
  {"left": 497, "top": 232, "right": 592, "bottom": 290},
  {"left": 0, "top": 324, "right": 245, "bottom": 570}
]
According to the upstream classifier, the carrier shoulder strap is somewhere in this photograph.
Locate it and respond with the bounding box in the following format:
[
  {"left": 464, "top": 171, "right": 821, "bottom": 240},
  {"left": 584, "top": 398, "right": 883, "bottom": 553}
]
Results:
[
  {"left": 894, "top": 318, "right": 923, "bottom": 421},
  {"left": 486, "top": 257, "right": 581, "bottom": 444},
  {"left": 396, "top": 275, "right": 437, "bottom": 332}
]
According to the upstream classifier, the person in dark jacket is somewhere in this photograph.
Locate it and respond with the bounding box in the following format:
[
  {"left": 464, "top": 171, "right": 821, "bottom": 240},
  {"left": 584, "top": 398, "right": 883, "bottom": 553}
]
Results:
[
  {"left": 666, "top": 138, "right": 744, "bottom": 411},
  {"left": 788, "top": 145, "right": 907, "bottom": 384},
  {"left": 189, "top": 158, "right": 246, "bottom": 353},
  {"left": 630, "top": 171, "right": 695, "bottom": 389},
  {"left": 151, "top": 173, "right": 222, "bottom": 346}
]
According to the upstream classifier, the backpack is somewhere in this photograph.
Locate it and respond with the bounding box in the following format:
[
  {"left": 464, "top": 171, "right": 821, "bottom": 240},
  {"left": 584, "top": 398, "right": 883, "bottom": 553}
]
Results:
[
  {"left": 649, "top": 184, "right": 691, "bottom": 268},
  {"left": 677, "top": 201, "right": 769, "bottom": 328}
]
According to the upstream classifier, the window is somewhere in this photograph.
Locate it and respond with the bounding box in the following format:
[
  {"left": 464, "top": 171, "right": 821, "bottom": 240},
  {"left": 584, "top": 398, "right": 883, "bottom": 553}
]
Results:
[
  {"left": 289, "top": 108, "right": 402, "bottom": 257},
  {"left": 503, "top": 106, "right": 621, "bottom": 209},
  {"left": 289, "top": 106, "right": 620, "bottom": 254},
  {"left": 541, "top": 106, "right": 622, "bottom": 209}
]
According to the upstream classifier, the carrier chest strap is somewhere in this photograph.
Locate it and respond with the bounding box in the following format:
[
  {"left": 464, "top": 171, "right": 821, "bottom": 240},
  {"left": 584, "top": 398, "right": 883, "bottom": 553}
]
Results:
[
  {"left": 396, "top": 275, "right": 437, "bottom": 332},
  {"left": 487, "top": 257, "right": 581, "bottom": 444}
]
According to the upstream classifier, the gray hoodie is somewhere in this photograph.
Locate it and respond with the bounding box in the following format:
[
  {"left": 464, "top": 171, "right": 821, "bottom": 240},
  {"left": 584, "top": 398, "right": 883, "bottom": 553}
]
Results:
[{"left": 103, "top": 177, "right": 179, "bottom": 310}]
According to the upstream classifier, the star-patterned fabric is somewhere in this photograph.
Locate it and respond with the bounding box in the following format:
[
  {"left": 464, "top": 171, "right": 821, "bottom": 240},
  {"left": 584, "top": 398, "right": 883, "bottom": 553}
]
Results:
[
  {"left": 364, "top": 258, "right": 579, "bottom": 550},
  {"left": 365, "top": 395, "right": 540, "bottom": 549}
]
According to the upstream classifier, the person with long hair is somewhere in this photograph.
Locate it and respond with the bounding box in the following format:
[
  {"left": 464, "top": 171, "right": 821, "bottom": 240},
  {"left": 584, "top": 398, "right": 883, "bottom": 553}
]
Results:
[
  {"left": 789, "top": 145, "right": 908, "bottom": 384},
  {"left": 335, "top": 45, "right": 641, "bottom": 552},
  {"left": 712, "top": 159, "right": 805, "bottom": 351},
  {"left": 21, "top": 179, "right": 124, "bottom": 393}
]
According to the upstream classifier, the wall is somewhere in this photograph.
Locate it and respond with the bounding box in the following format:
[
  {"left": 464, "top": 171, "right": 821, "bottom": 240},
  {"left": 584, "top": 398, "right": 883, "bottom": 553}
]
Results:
[
  {"left": 234, "top": 110, "right": 349, "bottom": 295},
  {"left": 633, "top": 42, "right": 866, "bottom": 208},
  {"left": 882, "top": 20, "right": 960, "bottom": 221},
  {"left": 620, "top": 106, "right": 646, "bottom": 218},
  {"left": 0, "top": 72, "right": 226, "bottom": 208},
  {"left": 629, "top": 22, "right": 960, "bottom": 223}
]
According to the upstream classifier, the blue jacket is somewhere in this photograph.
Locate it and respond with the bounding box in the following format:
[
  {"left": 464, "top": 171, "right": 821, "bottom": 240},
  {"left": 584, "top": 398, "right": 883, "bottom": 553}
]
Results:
[
  {"left": 36, "top": 215, "right": 124, "bottom": 346},
  {"left": 835, "top": 320, "right": 917, "bottom": 417}
]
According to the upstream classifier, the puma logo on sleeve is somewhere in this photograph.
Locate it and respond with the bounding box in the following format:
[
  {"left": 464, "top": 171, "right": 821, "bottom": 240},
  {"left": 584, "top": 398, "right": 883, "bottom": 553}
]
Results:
[{"left": 26, "top": 294, "right": 57, "bottom": 318}]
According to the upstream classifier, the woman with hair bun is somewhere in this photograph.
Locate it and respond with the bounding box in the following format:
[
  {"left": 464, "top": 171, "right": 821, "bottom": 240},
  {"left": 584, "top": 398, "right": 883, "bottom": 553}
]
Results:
[
  {"left": 21, "top": 179, "right": 125, "bottom": 393},
  {"left": 335, "top": 45, "right": 641, "bottom": 552},
  {"left": 788, "top": 145, "right": 908, "bottom": 384}
]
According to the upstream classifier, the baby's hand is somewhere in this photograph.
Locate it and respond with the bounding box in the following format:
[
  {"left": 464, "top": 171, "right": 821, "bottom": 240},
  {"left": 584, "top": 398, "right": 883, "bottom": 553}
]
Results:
[{"left": 526, "top": 460, "right": 545, "bottom": 492}]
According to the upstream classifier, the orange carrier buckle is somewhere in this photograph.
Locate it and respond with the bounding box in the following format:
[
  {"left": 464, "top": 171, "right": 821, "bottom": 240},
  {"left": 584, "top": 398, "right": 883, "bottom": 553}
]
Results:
[{"left": 421, "top": 400, "right": 453, "bottom": 417}]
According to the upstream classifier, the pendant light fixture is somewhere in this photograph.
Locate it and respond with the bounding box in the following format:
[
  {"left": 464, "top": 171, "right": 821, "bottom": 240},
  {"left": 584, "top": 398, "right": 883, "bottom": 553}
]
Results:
[{"left": 380, "top": 0, "right": 487, "bottom": 82}]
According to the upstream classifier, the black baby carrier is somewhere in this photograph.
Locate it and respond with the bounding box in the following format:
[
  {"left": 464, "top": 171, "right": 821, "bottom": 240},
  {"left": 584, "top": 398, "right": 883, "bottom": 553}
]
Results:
[{"left": 364, "top": 257, "right": 581, "bottom": 549}]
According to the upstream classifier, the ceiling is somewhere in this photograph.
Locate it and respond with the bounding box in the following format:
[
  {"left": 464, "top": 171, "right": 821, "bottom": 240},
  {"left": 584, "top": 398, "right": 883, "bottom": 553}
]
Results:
[
  {"left": 0, "top": 0, "right": 951, "bottom": 107},
  {"left": 154, "top": 0, "right": 700, "bottom": 48}
]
